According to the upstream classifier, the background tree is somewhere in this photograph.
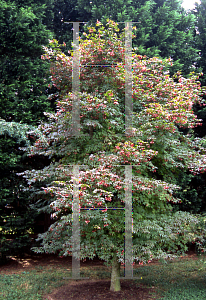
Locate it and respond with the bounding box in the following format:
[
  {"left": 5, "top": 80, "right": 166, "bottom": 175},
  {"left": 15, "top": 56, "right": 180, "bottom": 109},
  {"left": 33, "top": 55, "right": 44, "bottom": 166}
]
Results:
[
  {"left": 0, "top": 120, "right": 50, "bottom": 261},
  {"left": 180, "top": 0, "right": 206, "bottom": 210},
  {"left": 19, "top": 20, "right": 206, "bottom": 291},
  {"left": 47, "top": 0, "right": 80, "bottom": 54},
  {"left": 0, "top": 0, "right": 55, "bottom": 262},
  {"left": 144, "top": 0, "right": 199, "bottom": 75},
  {"left": 191, "top": 0, "right": 206, "bottom": 138},
  {"left": 0, "top": 0, "right": 55, "bottom": 123},
  {"left": 193, "top": 0, "right": 206, "bottom": 86}
]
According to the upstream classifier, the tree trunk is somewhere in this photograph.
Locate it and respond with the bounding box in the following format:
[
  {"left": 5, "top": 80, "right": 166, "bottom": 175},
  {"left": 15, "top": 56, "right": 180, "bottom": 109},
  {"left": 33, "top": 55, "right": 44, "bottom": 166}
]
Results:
[
  {"left": 110, "top": 253, "right": 121, "bottom": 291},
  {"left": 89, "top": 125, "right": 93, "bottom": 138}
]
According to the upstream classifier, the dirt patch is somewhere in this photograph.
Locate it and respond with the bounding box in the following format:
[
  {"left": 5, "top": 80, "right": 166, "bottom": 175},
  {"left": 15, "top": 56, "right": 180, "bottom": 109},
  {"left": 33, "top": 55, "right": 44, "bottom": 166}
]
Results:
[
  {"left": 43, "top": 279, "right": 159, "bottom": 300},
  {"left": 0, "top": 255, "right": 107, "bottom": 275},
  {"left": 0, "top": 250, "right": 199, "bottom": 275}
]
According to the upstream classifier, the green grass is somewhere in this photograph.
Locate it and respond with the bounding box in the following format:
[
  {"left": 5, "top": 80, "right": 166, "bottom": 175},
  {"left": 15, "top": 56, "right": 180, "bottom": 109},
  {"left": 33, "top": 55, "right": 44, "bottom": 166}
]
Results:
[
  {"left": 0, "top": 255, "right": 206, "bottom": 299},
  {"left": 0, "top": 267, "right": 68, "bottom": 300},
  {"left": 134, "top": 255, "right": 206, "bottom": 299}
]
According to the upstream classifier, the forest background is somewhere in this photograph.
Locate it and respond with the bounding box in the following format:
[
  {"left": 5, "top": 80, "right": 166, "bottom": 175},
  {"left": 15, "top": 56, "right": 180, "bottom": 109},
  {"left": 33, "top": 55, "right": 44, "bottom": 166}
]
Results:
[{"left": 1, "top": 0, "right": 206, "bottom": 262}]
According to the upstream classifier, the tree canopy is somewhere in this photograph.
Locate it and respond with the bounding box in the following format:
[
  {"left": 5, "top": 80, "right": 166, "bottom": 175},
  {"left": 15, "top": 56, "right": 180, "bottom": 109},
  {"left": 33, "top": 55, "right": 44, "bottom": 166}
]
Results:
[{"left": 19, "top": 20, "right": 206, "bottom": 291}]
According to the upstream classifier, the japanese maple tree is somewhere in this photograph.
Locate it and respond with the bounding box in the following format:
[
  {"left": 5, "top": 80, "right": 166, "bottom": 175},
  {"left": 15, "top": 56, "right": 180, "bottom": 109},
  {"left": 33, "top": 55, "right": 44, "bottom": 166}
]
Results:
[{"left": 19, "top": 20, "right": 206, "bottom": 292}]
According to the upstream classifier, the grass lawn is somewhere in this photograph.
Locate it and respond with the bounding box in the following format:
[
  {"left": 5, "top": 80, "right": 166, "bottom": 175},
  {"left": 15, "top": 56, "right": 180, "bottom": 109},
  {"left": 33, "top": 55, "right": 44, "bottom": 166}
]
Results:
[
  {"left": 137, "top": 255, "right": 206, "bottom": 299},
  {"left": 0, "top": 252, "right": 205, "bottom": 299}
]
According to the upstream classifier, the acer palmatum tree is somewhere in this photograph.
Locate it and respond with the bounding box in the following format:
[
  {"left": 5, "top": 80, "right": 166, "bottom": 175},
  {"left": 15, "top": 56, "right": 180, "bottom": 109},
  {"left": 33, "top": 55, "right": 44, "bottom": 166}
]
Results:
[{"left": 19, "top": 20, "right": 206, "bottom": 292}]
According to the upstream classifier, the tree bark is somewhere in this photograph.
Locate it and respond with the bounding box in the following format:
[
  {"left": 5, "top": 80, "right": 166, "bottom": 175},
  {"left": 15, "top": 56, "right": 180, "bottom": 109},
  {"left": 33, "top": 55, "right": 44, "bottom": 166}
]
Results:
[
  {"left": 89, "top": 125, "right": 93, "bottom": 138},
  {"left": 110, "top": 253, "right": 121, "bottom": 291}
]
